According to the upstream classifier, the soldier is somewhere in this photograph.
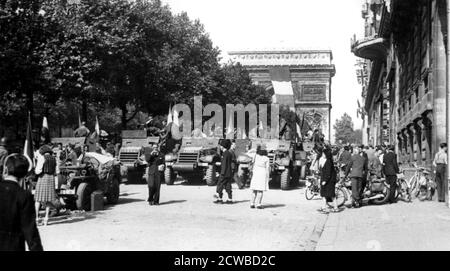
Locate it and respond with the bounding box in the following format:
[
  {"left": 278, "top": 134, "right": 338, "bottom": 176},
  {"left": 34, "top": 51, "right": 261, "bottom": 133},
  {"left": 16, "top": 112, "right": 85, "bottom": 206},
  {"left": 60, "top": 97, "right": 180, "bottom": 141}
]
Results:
[
  {"left": 74, "top": 121, "right": 90, "bottom": 138},
  {"left": 146, "top": 143, "right": 165, "bottom": 205}
]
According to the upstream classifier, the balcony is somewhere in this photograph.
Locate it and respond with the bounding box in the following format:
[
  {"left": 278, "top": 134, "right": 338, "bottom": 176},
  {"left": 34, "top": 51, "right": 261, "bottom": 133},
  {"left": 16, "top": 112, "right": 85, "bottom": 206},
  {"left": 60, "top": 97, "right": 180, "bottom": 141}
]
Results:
[{"left": 351, "top": 35, "right": 388, "bottom": 60}]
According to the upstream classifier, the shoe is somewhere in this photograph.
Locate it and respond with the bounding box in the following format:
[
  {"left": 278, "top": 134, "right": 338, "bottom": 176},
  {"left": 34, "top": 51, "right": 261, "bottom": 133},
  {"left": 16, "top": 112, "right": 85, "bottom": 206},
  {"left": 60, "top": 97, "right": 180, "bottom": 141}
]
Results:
[
  {"left": 226, "top": 199, "right": 233, "bottom": 204},
  {"left": 213, "top": 193, "right": 223, "bottom": 203},
  {"left": 256, "top": 205, "right": 263, "bottom": 209},
  {"left": 153, "top": 202, "right": 160, "bottom": 206},
  {"left": 250, "top": 204, "right": 255, "bottom": 209},
  {"left": 148, "top": 202, "right": 154, "bottom": 206}
]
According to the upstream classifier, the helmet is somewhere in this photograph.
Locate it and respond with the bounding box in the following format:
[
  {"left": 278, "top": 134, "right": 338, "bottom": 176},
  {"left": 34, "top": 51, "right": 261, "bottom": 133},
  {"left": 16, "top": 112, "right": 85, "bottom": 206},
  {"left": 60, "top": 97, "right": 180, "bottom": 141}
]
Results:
[{"left": 0, "top": 137, "right": 8, "bottom": 146}]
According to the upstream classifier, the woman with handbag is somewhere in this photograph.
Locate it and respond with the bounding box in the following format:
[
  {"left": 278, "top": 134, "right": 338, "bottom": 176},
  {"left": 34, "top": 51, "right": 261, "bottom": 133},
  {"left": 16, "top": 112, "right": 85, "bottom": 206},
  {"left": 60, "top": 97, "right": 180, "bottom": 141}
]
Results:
[{"left": 249, "top": 145, "right": 270, "bottom": 209}]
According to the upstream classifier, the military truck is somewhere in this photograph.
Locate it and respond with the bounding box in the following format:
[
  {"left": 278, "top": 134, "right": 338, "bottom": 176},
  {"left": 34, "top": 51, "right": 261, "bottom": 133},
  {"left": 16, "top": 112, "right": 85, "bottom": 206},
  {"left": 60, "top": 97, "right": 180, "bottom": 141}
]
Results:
[
  {"left": 118, "top": 130, "right": 159, "bottom": 183},
  {"left": 57, "top": 152, "right": 121, "bottom": 211},
  {"left": 170, "top": 137, "right": 222, "bottom": 186}
]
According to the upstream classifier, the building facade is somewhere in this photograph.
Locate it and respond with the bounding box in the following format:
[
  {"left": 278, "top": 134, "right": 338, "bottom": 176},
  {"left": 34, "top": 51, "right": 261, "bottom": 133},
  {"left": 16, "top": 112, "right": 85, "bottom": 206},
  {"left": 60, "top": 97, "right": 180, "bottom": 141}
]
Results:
[
  {"left": 351, "top": 0, "right": 447, "bottom": 168},
  {"left": 228, "top": 50, "right": 336, "bottom": 141}
]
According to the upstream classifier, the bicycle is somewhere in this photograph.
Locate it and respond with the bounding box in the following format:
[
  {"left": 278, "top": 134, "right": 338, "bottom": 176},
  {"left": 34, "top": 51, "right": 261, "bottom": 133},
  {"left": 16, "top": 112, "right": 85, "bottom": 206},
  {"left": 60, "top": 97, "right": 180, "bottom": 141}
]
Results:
[{"left": 305, "top": 174, "right": 346, "bottom": 208}]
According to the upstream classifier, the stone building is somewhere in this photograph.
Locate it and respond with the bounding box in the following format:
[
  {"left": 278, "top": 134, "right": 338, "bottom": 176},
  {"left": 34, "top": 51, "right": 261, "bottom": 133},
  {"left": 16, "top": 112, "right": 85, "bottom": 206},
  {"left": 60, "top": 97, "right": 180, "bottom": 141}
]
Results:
[
  {"left": 228, "top": 49, "right": 336, "bottom": 141},
  {"left": 351, "top": 0, "right": 447, "bottom": 168}
]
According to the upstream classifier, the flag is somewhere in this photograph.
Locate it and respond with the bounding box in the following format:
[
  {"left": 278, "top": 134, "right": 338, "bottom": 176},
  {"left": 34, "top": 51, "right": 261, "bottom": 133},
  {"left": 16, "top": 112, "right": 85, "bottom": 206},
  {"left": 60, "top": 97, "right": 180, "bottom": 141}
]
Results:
[
  {"left": 296, "top": 123, "right": 301, "bottom": 140},
  {"left": 95, "top": 116, "right": 100, "bottom": 135},
  {"left": 23, "top": 112, "right": 34, "bottom": 171},
  {"left": 78, "top": 111, "right": 82, "bottom": 127},
  {"left": 167, "top": 104, "right": 173, "bottom": 124},
  {"left": 41, "top": 116, "right": 50, "bottom": 144},
  {"left": 226, "top": 114, "right": 234, "bottom": 139},
  {"left": 173, "top": 107, "right": 179, "bottom": 126}
]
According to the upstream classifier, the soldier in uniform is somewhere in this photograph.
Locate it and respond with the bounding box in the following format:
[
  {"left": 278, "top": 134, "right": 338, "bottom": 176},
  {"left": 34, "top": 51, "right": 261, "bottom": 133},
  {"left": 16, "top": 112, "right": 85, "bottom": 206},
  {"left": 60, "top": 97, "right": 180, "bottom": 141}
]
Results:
[
  {"left": 74, "top": 122, "right": 90, "bottom": 137},
  {"left": 146, "top": 143, "right": 165, "bottom": 205}
]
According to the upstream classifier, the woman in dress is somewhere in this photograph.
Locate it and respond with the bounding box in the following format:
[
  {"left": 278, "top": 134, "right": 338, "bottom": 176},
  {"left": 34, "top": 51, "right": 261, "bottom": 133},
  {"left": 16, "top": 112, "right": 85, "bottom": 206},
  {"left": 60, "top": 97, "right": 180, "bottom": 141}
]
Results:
[
  {"left": 249, "top": 145, "right": 270, "bottom": 209},
  {"left": 318, "top": 147, "right": 339, "bottom": 213},
  {"left": 34, "top": 145, "right": 57, "bottom": 226}
]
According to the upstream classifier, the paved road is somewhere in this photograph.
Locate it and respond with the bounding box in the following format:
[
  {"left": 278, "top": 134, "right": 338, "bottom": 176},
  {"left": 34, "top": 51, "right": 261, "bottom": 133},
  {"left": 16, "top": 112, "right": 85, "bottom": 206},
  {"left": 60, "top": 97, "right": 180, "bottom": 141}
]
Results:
[
  {"left": 38, "top": 181, "right": 326, "bottom": 251},
  {"left": 316, "top": 200, "right": 450, "bottom": 251}
]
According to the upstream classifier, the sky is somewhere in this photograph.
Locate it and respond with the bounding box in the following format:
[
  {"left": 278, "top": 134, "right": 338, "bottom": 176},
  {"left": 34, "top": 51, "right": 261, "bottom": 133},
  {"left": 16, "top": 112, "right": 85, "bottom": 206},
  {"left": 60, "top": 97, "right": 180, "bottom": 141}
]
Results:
[{"left": 162, "top": 0, "right": 365, "bottom": 141}]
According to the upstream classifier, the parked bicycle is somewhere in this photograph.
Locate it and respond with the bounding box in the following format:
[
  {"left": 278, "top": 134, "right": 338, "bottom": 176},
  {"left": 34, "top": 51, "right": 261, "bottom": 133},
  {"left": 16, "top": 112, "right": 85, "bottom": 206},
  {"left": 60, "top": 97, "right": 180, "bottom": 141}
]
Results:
[{"left": 305, "top": 174, "right": 346, "bottom": 208}]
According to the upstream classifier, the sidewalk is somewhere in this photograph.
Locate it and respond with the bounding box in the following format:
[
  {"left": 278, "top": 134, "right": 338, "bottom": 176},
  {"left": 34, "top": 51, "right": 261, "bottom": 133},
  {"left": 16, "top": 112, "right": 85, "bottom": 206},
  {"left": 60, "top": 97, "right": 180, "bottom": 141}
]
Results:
[{"left": 316, "top": 200, "right": 450, "bottom": 251}]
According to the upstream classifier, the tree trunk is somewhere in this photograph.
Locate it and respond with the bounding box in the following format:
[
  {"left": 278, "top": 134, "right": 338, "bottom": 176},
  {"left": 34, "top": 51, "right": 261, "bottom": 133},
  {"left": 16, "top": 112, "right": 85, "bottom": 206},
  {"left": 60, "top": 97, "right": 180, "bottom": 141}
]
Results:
[
  {"left": 121, "top": 104, "right": 128, "bottom": 130},
  {"left": 82, "top": 100, "right": 88, "bottom": 123},
  {"left": 26, "top": 90, "right": 34, "bottom": 127}
]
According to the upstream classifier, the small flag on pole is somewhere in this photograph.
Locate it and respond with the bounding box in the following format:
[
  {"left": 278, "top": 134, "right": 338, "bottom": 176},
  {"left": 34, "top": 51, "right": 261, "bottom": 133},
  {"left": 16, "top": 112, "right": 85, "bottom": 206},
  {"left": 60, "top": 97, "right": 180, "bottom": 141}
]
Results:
[
  {"left": 78, "top": 111, "right": 82, "bottom": 127},
  {"left": 24, "top": 112, "right": 34, "bottom": 171},
  {"left": 41, "top": 116, "right": 50, "bottom": 144},
  {"left": 95, "top": 116, "right": 100, "bottom": 135},
  {"left": 167, "top": 104, "right": 173, "bottom": 124},
  {"left": 173, "top": 107, "right": 179, "bottom": 126}
]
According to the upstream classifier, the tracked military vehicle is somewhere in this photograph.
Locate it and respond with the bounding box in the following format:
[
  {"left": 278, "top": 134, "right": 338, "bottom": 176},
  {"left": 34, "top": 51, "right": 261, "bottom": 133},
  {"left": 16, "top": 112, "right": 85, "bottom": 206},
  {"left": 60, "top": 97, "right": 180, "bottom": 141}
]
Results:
[
  {"left": 170, "top": 137, "right": 222, "bottom": 186},
  {"left": 118, "top": 130, "right": 159, "bottom": 183}
]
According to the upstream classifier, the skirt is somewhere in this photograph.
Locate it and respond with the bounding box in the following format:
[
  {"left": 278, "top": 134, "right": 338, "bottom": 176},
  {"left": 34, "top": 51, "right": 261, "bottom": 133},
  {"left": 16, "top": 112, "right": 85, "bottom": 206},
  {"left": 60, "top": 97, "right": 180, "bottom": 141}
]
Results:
[
  {"left": 35, "top": 174, "right": 56, "bottom": 203},
  {"left": 250, "top": 167, "right": 269, "bottom": 192}
]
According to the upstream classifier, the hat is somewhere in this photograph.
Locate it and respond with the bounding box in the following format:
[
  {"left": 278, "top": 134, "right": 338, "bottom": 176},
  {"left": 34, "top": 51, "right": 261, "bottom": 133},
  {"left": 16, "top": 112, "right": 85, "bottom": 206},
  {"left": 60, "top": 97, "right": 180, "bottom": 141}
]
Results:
[
  {"left": 220, "top": 139, "right": 231, "bottom": 150},
  {"left": 0, "top": 137, "right": 7, "bottom": 146}
]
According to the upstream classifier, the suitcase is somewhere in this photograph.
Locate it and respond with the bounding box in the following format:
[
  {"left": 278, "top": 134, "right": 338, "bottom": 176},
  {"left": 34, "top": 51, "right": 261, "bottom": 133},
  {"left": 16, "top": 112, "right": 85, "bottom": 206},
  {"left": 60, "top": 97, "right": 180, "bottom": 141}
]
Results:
[{"left": 91, "top": 190, "right": 104, "bottom": 211}]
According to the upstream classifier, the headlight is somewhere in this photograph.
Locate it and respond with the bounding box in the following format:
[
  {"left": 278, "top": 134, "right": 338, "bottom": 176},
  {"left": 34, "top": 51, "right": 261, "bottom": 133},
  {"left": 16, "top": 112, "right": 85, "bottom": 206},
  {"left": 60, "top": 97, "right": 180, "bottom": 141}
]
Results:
[
  {"left": 81, "top": 170, "right": 87, "bottom": 176},
  {"left": 199, "top": 155, "right": 214, "bottom": 163}
]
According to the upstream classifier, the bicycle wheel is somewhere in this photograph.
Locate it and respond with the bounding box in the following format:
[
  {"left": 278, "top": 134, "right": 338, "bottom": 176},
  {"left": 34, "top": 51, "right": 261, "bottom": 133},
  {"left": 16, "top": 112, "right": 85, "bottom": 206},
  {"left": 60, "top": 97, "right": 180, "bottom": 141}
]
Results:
[
  {"left": 328, "top": 187, "right": 346, "bottom": 208},
  {"left": 305, "top": 186, "right": 315, "bottom": 200}
]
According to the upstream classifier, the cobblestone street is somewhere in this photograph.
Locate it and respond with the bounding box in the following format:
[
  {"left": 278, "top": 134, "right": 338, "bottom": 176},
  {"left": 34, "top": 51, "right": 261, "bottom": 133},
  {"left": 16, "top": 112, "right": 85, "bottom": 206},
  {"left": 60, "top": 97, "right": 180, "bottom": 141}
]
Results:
[{"left": 316, "top": 200, "right": 450, "bottom": 251}]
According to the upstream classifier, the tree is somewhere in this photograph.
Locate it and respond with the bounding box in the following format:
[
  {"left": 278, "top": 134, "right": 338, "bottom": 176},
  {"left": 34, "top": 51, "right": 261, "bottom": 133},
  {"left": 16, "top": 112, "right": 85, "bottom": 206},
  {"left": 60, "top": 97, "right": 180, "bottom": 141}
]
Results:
[{"left": 334, "top": 113, "right": 356, "bottom": 145}]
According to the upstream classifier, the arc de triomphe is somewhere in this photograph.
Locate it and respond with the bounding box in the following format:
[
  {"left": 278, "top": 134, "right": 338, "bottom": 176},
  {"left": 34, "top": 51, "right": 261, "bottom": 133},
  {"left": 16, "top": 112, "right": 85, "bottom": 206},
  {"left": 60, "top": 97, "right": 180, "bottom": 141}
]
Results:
[{"left": 228, "top": 49, "right": 336, "bottom": 141}]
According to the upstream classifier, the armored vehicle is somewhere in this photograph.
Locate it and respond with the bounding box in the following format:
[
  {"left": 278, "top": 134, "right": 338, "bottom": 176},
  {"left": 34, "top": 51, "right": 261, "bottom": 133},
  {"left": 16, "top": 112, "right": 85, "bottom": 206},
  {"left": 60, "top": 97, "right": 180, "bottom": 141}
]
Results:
[
  {"left": 118, "top": 130, "right": 159, "bottom": 183},
  {"left": 56, "top": 152, "right": 121, "bottom": 211},
  {"left": 170, "top": 137, "right": 222, "bottom": 186}
]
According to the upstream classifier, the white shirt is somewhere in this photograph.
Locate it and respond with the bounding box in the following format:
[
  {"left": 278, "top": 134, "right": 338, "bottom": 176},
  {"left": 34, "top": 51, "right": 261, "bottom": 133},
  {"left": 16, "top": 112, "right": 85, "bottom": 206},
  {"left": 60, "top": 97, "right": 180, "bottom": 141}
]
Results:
[{"left": 34, "top": 152, "right": 45, "bottom": 175}]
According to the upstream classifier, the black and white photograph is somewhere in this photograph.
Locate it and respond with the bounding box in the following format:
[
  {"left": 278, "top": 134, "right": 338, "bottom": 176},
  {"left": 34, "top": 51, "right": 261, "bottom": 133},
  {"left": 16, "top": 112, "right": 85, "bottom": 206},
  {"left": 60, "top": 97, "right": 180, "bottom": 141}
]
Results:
[{"left": 1, "top": 0, "right": 450, "bottom": 256}]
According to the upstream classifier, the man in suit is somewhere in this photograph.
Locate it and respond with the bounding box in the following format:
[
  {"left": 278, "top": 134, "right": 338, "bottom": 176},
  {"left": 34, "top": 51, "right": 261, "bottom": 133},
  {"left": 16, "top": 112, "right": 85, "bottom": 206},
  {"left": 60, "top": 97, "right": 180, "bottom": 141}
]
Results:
[
  {"left": 345, "top": 146, "right": 367, "bottom": 208},
  {"left": 214, "top": 139, "right": 233, "bottom": 204},
  {"left": 383, "top": 145, "right": 400, "bottom": 204},
  {"left": 360, "top": 145, "right": 369, "bottom": 196},
  {"left": 0, "top": 154, "right": 43, "bottom": 251},
  {"left": 146, "top": 144, "right": 165, "bottom": 205}
]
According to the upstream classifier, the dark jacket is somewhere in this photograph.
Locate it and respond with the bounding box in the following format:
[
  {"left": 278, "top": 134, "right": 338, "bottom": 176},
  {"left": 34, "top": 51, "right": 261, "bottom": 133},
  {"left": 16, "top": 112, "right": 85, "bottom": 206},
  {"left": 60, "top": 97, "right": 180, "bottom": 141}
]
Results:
[
  {"left": 0, "top": 180, "right": 43, "bottom": 251},
  {"left": 220, "top": 150, "right": 233, "bottom": 178},
  {"left": 345, "top": 154, "right": 367, "bottom": 178},
  {"left": 320, "top": 159, "right": 337, "bottom": 198},
  {"left": 338, "top": 150, "right": 352, "bottom": 166},
  {"left": 146, "top": 151, "right": 164, "bottom": 176},
  {"left": 383, "top": 151, "right": 399, "bottom": 176}
]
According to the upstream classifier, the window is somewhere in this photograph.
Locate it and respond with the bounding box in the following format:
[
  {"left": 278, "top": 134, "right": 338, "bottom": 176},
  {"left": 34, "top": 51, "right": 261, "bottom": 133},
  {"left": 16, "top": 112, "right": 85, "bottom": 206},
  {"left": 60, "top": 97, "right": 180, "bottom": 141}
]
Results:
[{"left": 415, "top": 88, "right": 419, "bottom": 103}]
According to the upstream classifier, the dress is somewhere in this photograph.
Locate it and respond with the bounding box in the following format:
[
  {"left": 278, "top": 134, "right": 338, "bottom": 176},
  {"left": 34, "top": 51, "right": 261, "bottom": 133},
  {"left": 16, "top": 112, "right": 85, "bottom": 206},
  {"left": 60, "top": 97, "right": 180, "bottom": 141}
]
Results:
[
  {"left": 34, "top": 153, "right": 56, "bottom": 204},
  {"left": 250, "top": 154, "right": 270, "bottom": 191}
]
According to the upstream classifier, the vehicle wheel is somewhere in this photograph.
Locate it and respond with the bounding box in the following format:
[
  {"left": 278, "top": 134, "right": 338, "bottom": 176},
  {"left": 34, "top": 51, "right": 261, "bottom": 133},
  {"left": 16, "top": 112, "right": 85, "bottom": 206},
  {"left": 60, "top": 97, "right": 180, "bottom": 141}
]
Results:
[
  {"left": 305, "top": 186, "right": 315, "bottom": 200},
  {"left": 300, "top": 165, "right": 307, "bottom": 180},
  {"left": 328, "top": 187, "right": 346, "bottom": 208},
  {"left": 164, "top": 167, "right": 175, "bottom": 185},
  {"left": 205, "top": 165, "right": 217, "bottom": 186},
  {"left": 280, "top": 169, "right": 290, "bottom": 191},
  {"left": 106, "top": 177, "right": 120, "bottom": 205},
  {"left": 76, "top": 182, "right": 93, "bottom": 211},
  {"left": 371, "top": 186, "right": 391, "bottom": 205}
]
